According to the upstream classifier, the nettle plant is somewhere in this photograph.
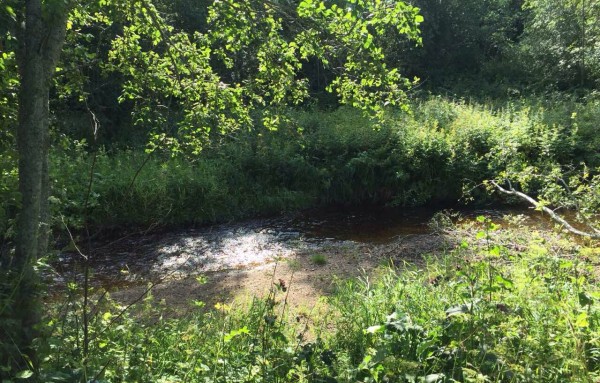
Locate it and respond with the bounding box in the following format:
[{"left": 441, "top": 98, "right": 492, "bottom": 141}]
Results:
[
  {"left": 482, "top": 108, "right": 600, "bottom": 239},
  {"left": 334, "top": 216, "right": 600, "bottom": 382}
]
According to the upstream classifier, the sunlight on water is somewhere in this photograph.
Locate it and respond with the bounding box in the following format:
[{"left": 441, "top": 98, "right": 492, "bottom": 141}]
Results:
[{"left": 53, "top": 206, "right": 557, "bottom": 290}]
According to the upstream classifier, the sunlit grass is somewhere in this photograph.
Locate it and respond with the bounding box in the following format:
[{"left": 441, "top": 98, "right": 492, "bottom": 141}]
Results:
[{"left": 39, "top": 221, "right": 600, "bottom": 382}]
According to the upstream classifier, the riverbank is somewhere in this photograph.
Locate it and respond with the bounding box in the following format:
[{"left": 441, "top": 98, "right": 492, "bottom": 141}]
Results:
[
  {"left": 50, "top": 207, "right": 533, "bottom": 291},
  {"left": 3, "top": 96, "right": 599, "bottom": 239},
  {"left": 52, "top": 207, "right": 572, "bottom": 314},
  {"left": 111, "top": 232, "right": 449, "bottom": 317},
  {"left": 41, "top": 215, "right": 600, "bottom": 382}
]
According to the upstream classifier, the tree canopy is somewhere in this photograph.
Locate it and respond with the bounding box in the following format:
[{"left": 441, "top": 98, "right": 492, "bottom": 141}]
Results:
[{"left": 0, "top": 0, "right": 424, "bottom": 376}]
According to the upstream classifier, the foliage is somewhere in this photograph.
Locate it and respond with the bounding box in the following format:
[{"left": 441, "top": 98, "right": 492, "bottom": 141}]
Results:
[
  {"left": 3, "top": 0, "right": 600, "bottom": 379},
  {"left": 33, "top": 221, "right": 600, "bottom": 382},
  {"left": 68, "top": 0, "right": 423, "bottom": 154},
  {"left": 1, "top": 96, "right": 598, "bottom": 233},
  {"left": 406, "top": 0, "right": 523, "bottom": 83},
  {"left": 483, "top": 95, "right": 600, "bottom": 232},
  {"left": 5, "top": 0, "right": 600, "bottom": 153},
  {"left": 490, "top": 164, "right": 600, "bottom": 237},
  {"left": 518, "top": 0, "right": 600, "bottom": 89},
  {"left": 326, "top": 219, "right": 600, "bottom": 382}
]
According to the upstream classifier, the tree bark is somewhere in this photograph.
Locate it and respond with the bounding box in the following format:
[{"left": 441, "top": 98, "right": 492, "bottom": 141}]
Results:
[{"left": 0, "top": 0, "right": 69, "bottom": 378}]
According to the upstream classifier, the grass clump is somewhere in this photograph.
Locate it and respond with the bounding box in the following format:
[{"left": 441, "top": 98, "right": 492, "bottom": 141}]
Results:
[
  {"left": 38, "top": 220, "right": 600, "bottom": 382},
  {"left": 310, "top": 254, "right": 327, "bottom": 266}
]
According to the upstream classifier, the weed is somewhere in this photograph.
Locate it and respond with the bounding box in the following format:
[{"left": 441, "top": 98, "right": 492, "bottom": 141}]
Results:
[{"left": 310, "top": 254, "right": 327, "bottom": 266}]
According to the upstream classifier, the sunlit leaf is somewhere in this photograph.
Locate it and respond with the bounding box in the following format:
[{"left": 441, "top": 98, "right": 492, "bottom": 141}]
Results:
[{"left": 15, "top": 370, "right": 33, "bottom": 379}]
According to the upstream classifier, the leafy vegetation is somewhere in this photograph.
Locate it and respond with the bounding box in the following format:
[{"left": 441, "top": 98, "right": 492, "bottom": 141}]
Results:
[
  {"left": 3, "top": 96, "right": 598, "bottom": 235},
  {"left": 36, "top": 220, "right": 600, "bottom": 382},
  {"left": 1, "top": 0, "right": 599, "bottom": 381}
]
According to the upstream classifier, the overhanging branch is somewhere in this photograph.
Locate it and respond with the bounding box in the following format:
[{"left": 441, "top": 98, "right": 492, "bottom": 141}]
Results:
[{"left": 491, "top": 180, "right": 600, "bottom": 239}]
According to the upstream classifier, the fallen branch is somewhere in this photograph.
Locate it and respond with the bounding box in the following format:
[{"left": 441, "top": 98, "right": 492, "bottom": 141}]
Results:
[{"left": 491, "top": 180, "right": 600, "bottom": 239}]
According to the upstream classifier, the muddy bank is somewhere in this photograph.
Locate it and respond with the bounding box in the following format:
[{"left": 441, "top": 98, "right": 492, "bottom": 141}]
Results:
[
  {"left": 51, "top": 206, "right": 548, "bottom": 312},
  {"left": 111, "top": 233, "right": 451, "bottom": 316}
]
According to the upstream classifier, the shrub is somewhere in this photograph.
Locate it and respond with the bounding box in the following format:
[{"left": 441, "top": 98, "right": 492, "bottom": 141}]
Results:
[{"left": 2, "top": 96, "right": 598, "bottom": 233}]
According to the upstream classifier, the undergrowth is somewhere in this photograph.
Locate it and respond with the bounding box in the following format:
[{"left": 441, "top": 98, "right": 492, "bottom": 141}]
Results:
[
  {"left": 1, "top": 95, "right": 599, "bottom": 235},
  {"left": 36, "top": 220, "right": 600, "bottom": 382}
]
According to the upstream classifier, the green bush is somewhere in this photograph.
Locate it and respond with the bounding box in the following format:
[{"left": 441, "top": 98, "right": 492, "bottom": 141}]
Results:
[{"left": 2, "top": 95, "right": 598, "bottom": 233}]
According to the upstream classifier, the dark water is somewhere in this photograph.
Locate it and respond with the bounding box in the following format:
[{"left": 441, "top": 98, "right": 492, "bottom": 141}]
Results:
[
  {"left": 50, "top": 205, "right": 553, "bottom": 291},
  {"left": 284, "top": 205, "right": 542, "bottom": 243}
]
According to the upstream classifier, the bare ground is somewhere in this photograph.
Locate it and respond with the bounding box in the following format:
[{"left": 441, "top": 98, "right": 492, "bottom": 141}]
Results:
[{"left": 110, "top": 234, "right": 451, "bottom": 316}]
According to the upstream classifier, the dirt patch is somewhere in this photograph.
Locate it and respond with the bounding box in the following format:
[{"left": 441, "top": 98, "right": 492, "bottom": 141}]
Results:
[{"left": 110, "top": 234, "right": 451, "bottom": 316}]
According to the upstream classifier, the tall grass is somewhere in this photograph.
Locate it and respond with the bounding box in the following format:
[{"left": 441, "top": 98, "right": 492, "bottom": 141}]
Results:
[{"left": 38, "top": 221, "right": 600, "bottom": 382}]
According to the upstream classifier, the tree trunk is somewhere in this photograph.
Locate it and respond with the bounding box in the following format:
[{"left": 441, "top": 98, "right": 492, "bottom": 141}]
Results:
[{"left": 0, "top": 0, "right": 69, "bottom": 378}]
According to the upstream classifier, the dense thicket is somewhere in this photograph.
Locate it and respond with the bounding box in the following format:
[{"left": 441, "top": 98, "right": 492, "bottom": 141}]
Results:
[{"left": 1, "top": 98, "right": 598, "bottom": 234}]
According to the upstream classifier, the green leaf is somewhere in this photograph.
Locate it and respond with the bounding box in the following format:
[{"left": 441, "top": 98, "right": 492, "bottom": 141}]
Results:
[
  {"left": 576, "top": 312, "right": 589, "bottom": 328},
  {"left": 5, "top": 6, "right": 16, "bottom": 19},
  {"left": 358, "top": 354, "right": 373, "bottom": 370},
  {"left": 446, "top": 305, "right": 470, "bottom": 317},
  {"left": 15, "top": 370, "right": 33, "bottom": 379},
  {"left": 579, "top": 292, "right": 593, "bottom": 306},
  {"left": 488, "top": 246, "right": 501, "bottom": 257},
  {"left": 224, "top": 326, "right": 249, "bottom": 342},
  {"left": 559, "top": 260, "right": 574, "bottom": 269},
  {"left": 446, "top": 300, "right": 479, "bottom": 317},
  {"left": 494, "top": 275, "right": 514, "bottom": 289},
  {"left": 270, "top": 331, "right": 287, "bottom": 343}
]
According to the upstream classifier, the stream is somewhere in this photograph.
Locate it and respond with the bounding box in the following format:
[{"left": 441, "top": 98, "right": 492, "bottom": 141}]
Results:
[{"left": 51, "top": 205, "right": 550, "bottom": 292}]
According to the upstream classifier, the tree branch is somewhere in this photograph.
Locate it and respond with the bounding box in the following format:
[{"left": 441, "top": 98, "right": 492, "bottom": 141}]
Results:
[{"left": 491, "top": 180, "right": 600, "bottom": 239}]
